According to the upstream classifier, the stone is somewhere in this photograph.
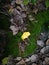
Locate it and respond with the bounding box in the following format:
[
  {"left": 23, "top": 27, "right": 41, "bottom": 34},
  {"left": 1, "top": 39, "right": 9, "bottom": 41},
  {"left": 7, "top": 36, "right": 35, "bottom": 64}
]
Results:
[
  {"left": 46, "top": 39, "right": 49, "bottom": 46},
  {"left": 16, "top": 59, "right": 26, "bottom": 65},
  {"left": 10, "top": 25, "right": 19, "bottom": 35},
  {"left": 40, "top": 47, "right": 45, "bottom": 54},
  {"left": 40, "top": 46, "right": 49, "bottom": 54},
  {"left": 45, "top": 57, "right": 49, "bottom": 64},
  {"left": 30, "top": 54, "right": 38, "bottom": 62},
  {"left": 45, "top": 46, "right": 49, "bottom": 54},
  {"left": 37, "top": 40, "right": 44, "bottom": 47},
  {"left": 25, "top": 58, "right": 30, "bottom": 62},
  {"left": 15, "top": 57, "right": 22, "bottom": 61}
]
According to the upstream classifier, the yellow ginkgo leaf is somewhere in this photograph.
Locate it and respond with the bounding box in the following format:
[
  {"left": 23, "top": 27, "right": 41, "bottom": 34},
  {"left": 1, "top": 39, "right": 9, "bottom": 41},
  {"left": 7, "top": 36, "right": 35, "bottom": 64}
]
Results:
[{"left": 21, "top": 32, "right": 30, "bottom": 40}]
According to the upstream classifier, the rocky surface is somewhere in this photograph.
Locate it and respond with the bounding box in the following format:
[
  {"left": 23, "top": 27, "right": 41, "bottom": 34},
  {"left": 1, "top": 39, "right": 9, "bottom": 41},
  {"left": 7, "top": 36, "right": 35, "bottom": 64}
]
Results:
[
  {"left": 0, "top": 0, "right": 49, "bottom": 65},
  {"left": 9, "top": 0, "right": 46, "bottom": 35},
  {"left": 9, "top": 0, "right": 27, "bottom": 35}
]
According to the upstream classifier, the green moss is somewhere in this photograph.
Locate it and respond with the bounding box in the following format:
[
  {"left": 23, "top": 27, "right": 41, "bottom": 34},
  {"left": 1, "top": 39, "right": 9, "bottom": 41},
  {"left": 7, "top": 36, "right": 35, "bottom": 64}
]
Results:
[
  {"left": 23, "top": 10, "right": 49, "bottom": 57},
  {"left": 0, "top": 10, "right": 49, "bottom": 57},
  {"left": 5, "top": 10, "right": 49, "bottom": 57},
  {"left": 45, "top": 0, "right": 49, "bottom": 8},
  {"left": 5, "top": 31, "right": 22, "bottom": 56},
  {"left": 31, "top": 0, "right": 37, "bottom": 5}
]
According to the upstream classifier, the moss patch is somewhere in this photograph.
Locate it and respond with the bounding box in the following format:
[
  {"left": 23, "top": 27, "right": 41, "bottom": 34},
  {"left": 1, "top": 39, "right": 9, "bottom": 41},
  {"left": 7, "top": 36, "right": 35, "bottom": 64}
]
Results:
[{"left": 0, "top": 10, "right": 49, "bottom": 57}]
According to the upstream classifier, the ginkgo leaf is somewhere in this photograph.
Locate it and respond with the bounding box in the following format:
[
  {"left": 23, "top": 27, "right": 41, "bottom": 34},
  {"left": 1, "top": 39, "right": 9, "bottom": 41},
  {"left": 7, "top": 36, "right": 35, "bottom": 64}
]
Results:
[{"left": 21, "top": 32, "right": 30, "bottom": 40}]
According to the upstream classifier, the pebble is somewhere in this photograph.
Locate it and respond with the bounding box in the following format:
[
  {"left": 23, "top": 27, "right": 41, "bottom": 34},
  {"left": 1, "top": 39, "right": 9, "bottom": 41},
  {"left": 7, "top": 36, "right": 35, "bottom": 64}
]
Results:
[
  {"left": 10, "top": 25, "right": 19, "bottom": 35},
  {"left": 37, "top": 40, "right": 44, "bottom": 47},
  {"left": 16, "top": 59, "right": 26, "bottom": 65},
  {"left": 45, "top": 57, "right": 49, "bottom": 64},
  {"left": 45, "top": 46, "right": 49, "bottom": 54},
  {"left": 15, "top": 57, "right": 22, "bottom": 61},
  {"left": 40, "top": 47, "right": 45, "bottom": 54},
  {"left": 46, "top": 39, "right": 49, "bottom": 46},
  {"left": 30, "top": 54, "right": 38, "bottom": 62},
  {"left": 25, "top": 58, "right": 30, "bottom": 62}
]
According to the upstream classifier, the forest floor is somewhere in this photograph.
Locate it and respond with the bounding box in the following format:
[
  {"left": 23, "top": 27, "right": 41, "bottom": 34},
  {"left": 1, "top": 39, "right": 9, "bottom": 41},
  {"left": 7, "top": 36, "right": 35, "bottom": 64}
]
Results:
[
  {"left": 0, "top": 0, "right": 49, "bottom": 58},
  {"left": 5, "top": 10, "right": 49, "bottom": 57}
]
